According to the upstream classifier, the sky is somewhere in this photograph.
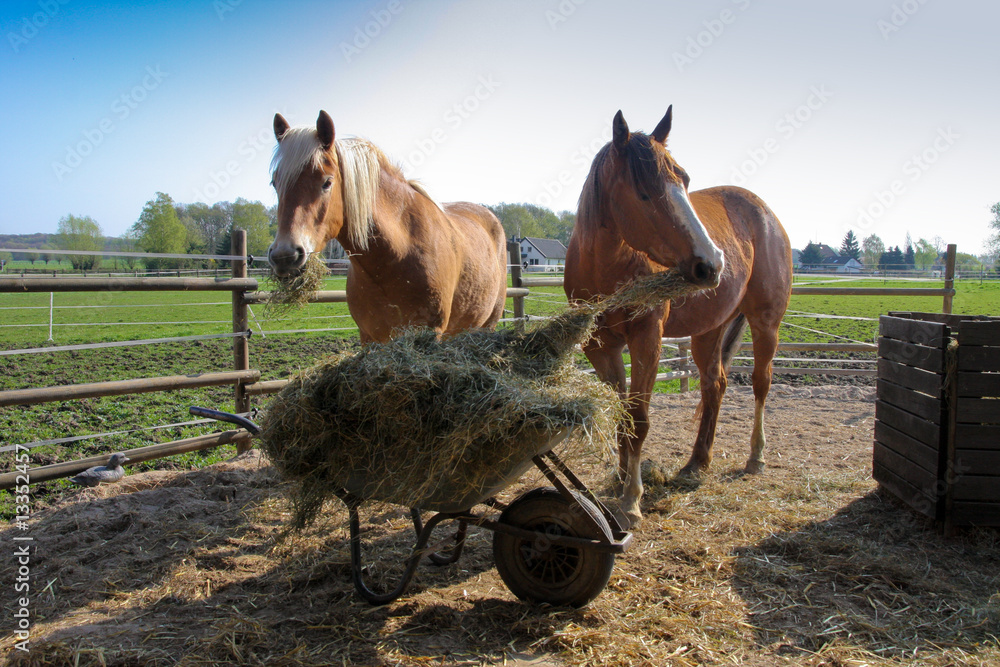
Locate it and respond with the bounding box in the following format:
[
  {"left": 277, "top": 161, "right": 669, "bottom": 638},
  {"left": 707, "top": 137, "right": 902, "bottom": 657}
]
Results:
[{"left": 1, "top": 0, "right": 997, "bottom": 255}]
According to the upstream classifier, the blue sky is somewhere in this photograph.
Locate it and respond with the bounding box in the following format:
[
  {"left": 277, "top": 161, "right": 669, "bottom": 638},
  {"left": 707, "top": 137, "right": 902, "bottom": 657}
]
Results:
[{"left": 1, "top": 0, "right": 997, "bottom": 254}]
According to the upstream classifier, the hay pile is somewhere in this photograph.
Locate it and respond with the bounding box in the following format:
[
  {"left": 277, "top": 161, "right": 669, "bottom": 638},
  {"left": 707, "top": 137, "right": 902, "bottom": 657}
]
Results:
[
  {"left": 263, "top": 253, "right": 331, "bottom": 317},
  {"left": 259, "top": 270, "right": 705, "bottom": 529}
]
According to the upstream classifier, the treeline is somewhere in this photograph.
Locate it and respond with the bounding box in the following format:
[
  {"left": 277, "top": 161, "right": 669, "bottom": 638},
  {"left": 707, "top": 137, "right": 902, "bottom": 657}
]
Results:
[
  {"left": 3, "top": 199, "right": 579, "bottom": 272},
  {"left": 799, "top": 230, "right": 991, "bottom": 272},
  {"left": 487, "top": 203, "right": 576, "bottom": 244}
]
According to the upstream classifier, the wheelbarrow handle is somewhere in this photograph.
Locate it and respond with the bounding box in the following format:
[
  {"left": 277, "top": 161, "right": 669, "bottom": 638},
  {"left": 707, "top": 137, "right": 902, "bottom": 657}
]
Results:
[{"left": 189, "top": 406, "right": 262, "bottom": 436}]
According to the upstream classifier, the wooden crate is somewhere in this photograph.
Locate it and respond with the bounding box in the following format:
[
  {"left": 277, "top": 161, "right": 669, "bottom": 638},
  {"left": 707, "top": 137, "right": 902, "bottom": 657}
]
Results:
[{"left": 873, "top": 312, "right": 1000, "bottom": 528}]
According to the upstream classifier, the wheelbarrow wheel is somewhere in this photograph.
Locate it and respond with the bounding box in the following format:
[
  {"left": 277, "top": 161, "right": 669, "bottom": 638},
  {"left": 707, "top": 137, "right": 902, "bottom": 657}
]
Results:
[{"left": 493, "top": 487, "right": 615, "bottom": 607}]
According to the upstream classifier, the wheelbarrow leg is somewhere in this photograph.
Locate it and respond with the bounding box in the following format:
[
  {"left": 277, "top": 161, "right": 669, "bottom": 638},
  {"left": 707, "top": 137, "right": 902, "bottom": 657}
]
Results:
[
  {"left": 410, "top": 508, "right": 468, "bottom": 566},
  {"left": 341, "top": 494, "right": 462, "bottom": 605}
]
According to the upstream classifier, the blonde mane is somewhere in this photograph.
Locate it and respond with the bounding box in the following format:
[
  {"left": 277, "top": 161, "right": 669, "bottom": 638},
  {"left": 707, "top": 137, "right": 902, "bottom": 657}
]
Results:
[{"left": 271, "top": 130, "right": 387, "bottom": 251}]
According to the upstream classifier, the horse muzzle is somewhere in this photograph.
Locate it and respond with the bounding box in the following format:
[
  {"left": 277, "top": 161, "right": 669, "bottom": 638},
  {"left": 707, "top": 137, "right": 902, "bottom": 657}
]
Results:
[
  {"left": 679, "top": 250, "right": 724, "bottom": 289},
  {"left": 268, "top": 244, "right": 307, "bottom": 277}
]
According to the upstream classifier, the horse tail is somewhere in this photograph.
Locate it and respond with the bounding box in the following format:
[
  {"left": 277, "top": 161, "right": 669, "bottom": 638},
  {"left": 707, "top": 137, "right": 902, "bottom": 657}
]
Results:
[
  {"left": 691, "top": 313, "right": 748, "bottom": 424},
  {"left": 720, "top": 312, "right": 749, "bottom": 374}
]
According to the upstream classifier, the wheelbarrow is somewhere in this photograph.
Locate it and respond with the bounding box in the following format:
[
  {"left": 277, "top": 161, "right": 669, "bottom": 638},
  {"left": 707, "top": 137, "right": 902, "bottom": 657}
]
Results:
[{"left": 190, "top": 406, "right": 633, "bottom": 607}]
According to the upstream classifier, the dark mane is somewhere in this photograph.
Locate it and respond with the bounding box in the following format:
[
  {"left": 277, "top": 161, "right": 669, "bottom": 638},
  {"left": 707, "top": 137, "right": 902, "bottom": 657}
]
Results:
[{"left": 578, "top": 132, "right": 673, "bottom": 226}]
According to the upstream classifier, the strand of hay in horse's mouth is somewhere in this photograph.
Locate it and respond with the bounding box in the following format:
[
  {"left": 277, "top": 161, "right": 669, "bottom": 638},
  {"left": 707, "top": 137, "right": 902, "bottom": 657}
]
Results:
[
  {"left": 258, "top": 268, "right": 706, "bottom": 530},
  {"left": 263, "top": 253, "right": 330, "bottom": 317}
]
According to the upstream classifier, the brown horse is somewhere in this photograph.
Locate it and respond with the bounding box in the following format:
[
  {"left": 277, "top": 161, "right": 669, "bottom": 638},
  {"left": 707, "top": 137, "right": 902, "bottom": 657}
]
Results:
[
  {"left": 268, "top": 111, "right": 508, "bottom": 342},
  {"left": 565, "top": 107, "right": 793, "bottom": 525}
]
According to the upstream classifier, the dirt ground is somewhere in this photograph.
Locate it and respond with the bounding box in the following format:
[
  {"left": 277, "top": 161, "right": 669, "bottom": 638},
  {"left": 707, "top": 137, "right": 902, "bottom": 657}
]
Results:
[{"left": 3, "top": 385, "right": 998, "bottom": 666}]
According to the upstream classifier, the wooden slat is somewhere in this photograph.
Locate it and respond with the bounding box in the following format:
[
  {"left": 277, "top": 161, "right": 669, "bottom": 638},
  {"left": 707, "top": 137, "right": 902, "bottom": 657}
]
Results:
[
  {"left": 957, "top": 320, "right": 1000, "bottom": 346},
  {"left": 872, "top": 466, "right": 939, "bottom": 519},
  {"left": 954, "top": 423, "right": 1000, "bottom": 450},
  {"left": 948, "top": 502, "right": 1000, "bottom": 527},
  {"left": 878, "top": 337, "right": 945, "bottom": 373},
  {"left": 952, "top": 449, "right": 1000, "bottom": 474},
  {"left": 875, "top": 401, "right": 940, "bottom": 448},
  {"left": 874, "top": 420, "right": 940, "bottom": 474},
  {"left": 729, "top": 366, "right": 877, "bottom": 377},
  {"left": 873, "top": 439, "right": 938, "bottom": 488},
  {"left": 794, "top": 287, "right": 953, "bottom": 297},
  {"left": 877, "top": 379, "right": 943, "bottom": 423},
  {"left": 958, "top": 346, "right": 1000, "bottom": 372},
  {"left": 956, "top": 372, "right": 1000, "bottom": 398},
  {"left": 956, "top": 398, "right": 1000, "bottom": 425},
  {"left": 0, "top": 429, "right": 252, "bottom": 489},
  {"left": 0, "top": 277, "right": 258, "bottom": 292},
  {"left": 877, "top": 359, "right": 943, "bottom": 396},
  {"left": 879, "top": 315, "right": 948, "bottom": 346},
  {"left": 951, "top": 476, "right": 1000, "bottom": 502},
  {"left": 0, "top": 371, "right": 261, "bottom": 408}
]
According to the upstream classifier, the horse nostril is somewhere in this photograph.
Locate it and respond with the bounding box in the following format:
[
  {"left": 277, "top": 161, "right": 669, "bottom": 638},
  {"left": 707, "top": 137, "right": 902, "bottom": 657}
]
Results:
[
  {"left": 693, "top": 261, "right": 714, "bottom": 284},
  {"left": 294, "top": 246, "right": 305, "bottom": 264}
]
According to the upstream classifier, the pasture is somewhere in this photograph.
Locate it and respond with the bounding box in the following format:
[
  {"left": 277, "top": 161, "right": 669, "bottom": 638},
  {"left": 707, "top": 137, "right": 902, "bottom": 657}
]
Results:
[{"left": 1, "top": 277, "right": 998, "bottom": 665}]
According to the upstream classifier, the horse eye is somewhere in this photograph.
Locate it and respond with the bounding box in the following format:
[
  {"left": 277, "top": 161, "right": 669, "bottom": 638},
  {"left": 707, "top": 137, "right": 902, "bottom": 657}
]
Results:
[
  {"left": 638, "top": 193, "right": 650, "bottom": 202},
  {"left": 322, "top": 177, "right": 333, "bottom": 191}
]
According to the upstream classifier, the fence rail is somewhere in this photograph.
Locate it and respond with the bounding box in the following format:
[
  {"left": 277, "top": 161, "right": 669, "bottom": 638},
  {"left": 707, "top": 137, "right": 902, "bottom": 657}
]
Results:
[{"left": 0, "top": 237, "right": 959, "bottom": 488}]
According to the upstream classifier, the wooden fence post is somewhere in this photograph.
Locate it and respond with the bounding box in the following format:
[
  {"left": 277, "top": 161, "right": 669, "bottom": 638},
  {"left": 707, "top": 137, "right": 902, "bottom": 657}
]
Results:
[
  {"left": 942, "top": 243, "right": 956, "bottom": 315},
  {"left": 508, "top": 240, "right": 525, "bottom": 331},
  {"left": 678, "top": 340, "right": 690, "bottom": 393},
  {"left": 231, "top": 229, "right": 251, "bottom": 454}
]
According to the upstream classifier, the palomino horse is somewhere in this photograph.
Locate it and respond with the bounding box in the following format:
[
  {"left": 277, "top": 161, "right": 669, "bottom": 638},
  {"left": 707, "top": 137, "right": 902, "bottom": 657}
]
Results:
[
  {"left": 565, "top": 107, "right": 793, "bottom": 525},
  {"left": 268, "top": 111, "right": 508, "bottom": 342}
]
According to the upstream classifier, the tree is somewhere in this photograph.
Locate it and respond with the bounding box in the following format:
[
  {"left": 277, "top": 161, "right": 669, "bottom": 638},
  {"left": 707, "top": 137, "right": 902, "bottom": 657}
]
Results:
[
  {"left": 913, "top": 238, "right": 938, "bottom": 271},
  {"left": 487, "top": 203, "right": 575, "bottom": 244},
  {"left": 903, "top": 243, "right": 916, "bottom": 270},
  {"left": 231, "top": 198, "right": 272, "bottom": 256},
  {"left": 56, "top": 214, "right": 104, "bottom": 270},
  {"left": 879, "top": 246, "right": 905, "bottom": 271},
  {"left": 839, "top": 230, "right": 860, "bottom": 261},
  {"left": 988, "top": 202, "right": 1000, "bottom": 258},
  {"left": 799, "top": 242, "right": 823, "bottom": 268},
  {"left": 861, "top": 234, "right": 885, "bottom": 271},
  {"left": 131, "top": 192, "right": 187, "bottom": 270}
]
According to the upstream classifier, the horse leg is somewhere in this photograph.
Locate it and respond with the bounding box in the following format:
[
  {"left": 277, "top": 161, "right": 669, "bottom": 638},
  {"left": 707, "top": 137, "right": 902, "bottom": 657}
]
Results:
[
  {"left": 745, "top": 316, "right": 780, "bottom": 474},
  {"left": 679, "top": 326, "right": 727, "bottom": 476},
  {"left": 618, "top": 321, "right": 663, "bottom": 526},
  {"left": 583, "top": 338, "right": 628, "bottom": 492}
]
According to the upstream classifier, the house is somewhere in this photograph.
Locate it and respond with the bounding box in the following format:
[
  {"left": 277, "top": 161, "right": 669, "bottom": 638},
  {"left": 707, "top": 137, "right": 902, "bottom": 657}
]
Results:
[
  {"left": 828, "top": 256, "right": 864, "bottom": 274},
  {"left": 791, "top": 249, "right": 801, "bottom": 269},
  {"left": 518, "top": 237, "right": 567, "bottom": 272},
  {"left": 818, "top": 244, "right": 840, "bottom": 263}
]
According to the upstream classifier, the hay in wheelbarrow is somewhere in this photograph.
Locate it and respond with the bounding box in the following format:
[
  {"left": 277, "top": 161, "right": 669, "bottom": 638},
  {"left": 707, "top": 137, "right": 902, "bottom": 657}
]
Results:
[{"left": 258, "top": 269, "right": 706, "bottom": 530}]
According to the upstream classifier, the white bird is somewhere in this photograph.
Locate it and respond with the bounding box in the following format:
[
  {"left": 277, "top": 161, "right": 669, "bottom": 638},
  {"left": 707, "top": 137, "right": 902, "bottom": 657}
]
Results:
[{"left": 70, "top": 453, "right": 130, "bottom": 487}]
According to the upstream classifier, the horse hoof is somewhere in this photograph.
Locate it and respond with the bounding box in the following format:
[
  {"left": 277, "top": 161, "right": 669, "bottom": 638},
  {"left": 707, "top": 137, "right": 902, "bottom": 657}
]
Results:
[
  {"left": 624, "top": 509, "right": 643, "bottom": 529},
  {"left": 744, "top": 460, "right": 766, "bottom": 475},
  {"left": 676, "top": 463, "right": 707, "bottom": 479}
]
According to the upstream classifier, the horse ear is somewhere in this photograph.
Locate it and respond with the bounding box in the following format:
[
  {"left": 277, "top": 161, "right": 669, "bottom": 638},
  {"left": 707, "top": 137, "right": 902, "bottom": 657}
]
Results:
[
  {"left": 612, "top": 110, "right": 629, "bottom": 153},
  {"left": 651, "top": 105, "right": 673, "bottom": 145},
  {"left": 274, "top": 113, "right": 290, "bottom": 142},
  {"left": 316, "top": 110, "right": 335, "bottom": 150}
]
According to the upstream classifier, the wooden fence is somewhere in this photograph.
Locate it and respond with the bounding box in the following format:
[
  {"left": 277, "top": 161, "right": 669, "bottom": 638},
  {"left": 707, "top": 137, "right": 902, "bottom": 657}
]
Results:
[{"left": 0, "top": 235, "right": 958, "bottom": 488}]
